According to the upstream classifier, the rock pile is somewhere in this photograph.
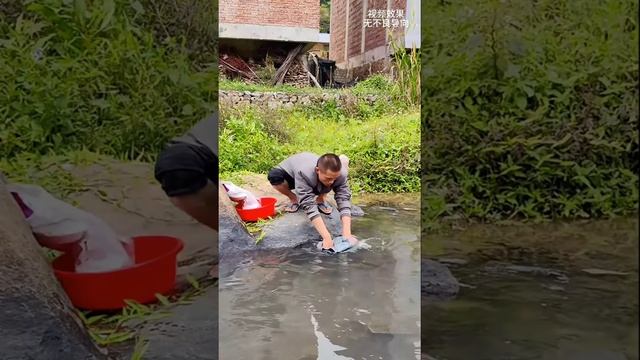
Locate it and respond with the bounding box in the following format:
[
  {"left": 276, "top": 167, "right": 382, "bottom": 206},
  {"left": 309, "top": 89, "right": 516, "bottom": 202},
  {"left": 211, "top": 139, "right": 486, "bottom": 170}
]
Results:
[{"left": 219, "top": 90, "right": 385, "bottom": 109}]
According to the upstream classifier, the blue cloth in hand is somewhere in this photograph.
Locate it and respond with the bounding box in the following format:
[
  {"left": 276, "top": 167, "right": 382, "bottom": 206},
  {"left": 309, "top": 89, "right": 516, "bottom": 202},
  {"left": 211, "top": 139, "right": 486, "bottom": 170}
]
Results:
[{"left": 331, "top": 236, "right": 353, "bottom": 253}]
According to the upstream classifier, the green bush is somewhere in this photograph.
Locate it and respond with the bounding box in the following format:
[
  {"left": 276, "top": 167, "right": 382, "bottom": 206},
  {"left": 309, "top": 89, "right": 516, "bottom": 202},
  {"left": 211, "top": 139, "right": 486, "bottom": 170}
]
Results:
[
  {"left": 0, "top": 0, "right": 216, "bottom": 162},
  {"left": 422, "top": 0, "right": 639, "bottom": 220},
  {"left": 219, "top": 108, "right": 286, "bottom": 174},
  {"left": 352, "top": 74, "right": 391, "bottom": 94},
  {"left": 220, "top": 106, "right": 420, "bottom": 193}
]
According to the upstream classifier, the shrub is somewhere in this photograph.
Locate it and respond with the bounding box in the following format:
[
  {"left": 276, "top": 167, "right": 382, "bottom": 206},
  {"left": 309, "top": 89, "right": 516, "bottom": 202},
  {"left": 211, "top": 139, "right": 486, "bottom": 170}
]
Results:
[
  {"left": 422, "top": 0, "right": 639, "bottom": 220},
  {"left": 0, "top": 0, "right": 216, "bottom": 162}
]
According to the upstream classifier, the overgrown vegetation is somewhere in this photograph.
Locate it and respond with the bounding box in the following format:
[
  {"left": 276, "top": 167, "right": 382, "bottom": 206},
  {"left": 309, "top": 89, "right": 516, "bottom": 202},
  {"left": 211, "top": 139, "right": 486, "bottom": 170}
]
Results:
[
  {"left": 320, "top": 0, "right": 330, "bottom": 33},
  {"left": 220, "top": 105, "right": 420, "bottom": 193},
  {"left": 220, "top": 40, "right": 421, "bottom": 194},
  {"left": 390, "top": 44, "right": 420, "bottom": 107},
  {"left": 0, "top": 150, "right": 107, "bottom": 200},
  {"left": 422, "top": 0, "right": 639, "bottom": 224},
  {"left": 254, "top": 54, "right": 277, "bottom": 83},
  {"left": 0, "top": 0, "right": 216, "bottom": 163},
  {"left": 220, "top": 76, "right": 392, "bottom": 96}
]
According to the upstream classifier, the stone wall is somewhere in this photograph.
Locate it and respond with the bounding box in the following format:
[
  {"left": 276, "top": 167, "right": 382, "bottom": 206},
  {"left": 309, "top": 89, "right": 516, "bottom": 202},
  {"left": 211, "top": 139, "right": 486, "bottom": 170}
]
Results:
[{"left": 219, "top": 90, "right": 387, "bottom": 109}]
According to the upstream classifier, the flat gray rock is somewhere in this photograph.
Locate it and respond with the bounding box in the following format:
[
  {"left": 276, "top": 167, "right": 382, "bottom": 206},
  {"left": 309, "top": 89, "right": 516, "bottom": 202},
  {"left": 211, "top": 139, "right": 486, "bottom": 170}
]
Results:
[
  {"left": 259, "top": 208, "right": 343, "bottom": 249},
  {"left": 137, "top": 286, "right": 217, "bottom": 360},
  {"left": 484, "top": 262, "right": 569, "bottom": 283},
  {"left": 218, "top": 184, "right": 254, "bottom": 261},
  {"left": 219, "top": 210, "right": 254, "bottom": 257},
  {"left": 1, "top": 294, "right": 104, "bottom": 360},
  {"left": 351, "top": 205, "right": 365, "bottom": 217},
  {"left": 422, "top": 259, "right": 460, "bottom": 300}
]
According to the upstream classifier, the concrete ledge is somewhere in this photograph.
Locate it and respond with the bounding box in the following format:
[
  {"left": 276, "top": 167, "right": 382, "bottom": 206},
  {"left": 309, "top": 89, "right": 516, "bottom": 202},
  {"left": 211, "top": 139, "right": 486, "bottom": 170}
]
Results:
[
  {"left": 220, "top": 23, "right": 320, "bottom": 43},
  {"left": 337, "top": 45, "right": 389, "bottom": 69}
]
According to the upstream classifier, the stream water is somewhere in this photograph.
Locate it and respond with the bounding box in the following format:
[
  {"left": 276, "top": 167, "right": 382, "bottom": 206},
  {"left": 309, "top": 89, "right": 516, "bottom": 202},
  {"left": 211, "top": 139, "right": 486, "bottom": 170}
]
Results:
[
  {"left": 220, "top": 202, "right": 421, "bottom": 359},
  {"left": 423, "top": 217, "right": 639, "bottom": 360}
]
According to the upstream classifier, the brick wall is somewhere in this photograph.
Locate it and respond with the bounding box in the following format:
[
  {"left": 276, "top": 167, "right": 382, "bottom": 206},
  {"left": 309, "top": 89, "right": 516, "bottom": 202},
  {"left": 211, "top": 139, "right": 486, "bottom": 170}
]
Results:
[
  {"left": 347, "top": 0, "right": 363, "bottom": 58},
  {"left": 330, "top": 0, "right": 347, "bottom": 63},
  {"left": 220, "top": 0, "right": 319, "bottom": 30},
  {"left": 389, "top": 0, "right": 409, "bottom": 47},
  {"left": 331, "top": 0, "right": 408, "bottom": 67},
  {"left": 364, "top": 0, "right": 387, "bottom": 53},
  {"left": 351, "top": 58, "right": 389, "bottom": 81}
]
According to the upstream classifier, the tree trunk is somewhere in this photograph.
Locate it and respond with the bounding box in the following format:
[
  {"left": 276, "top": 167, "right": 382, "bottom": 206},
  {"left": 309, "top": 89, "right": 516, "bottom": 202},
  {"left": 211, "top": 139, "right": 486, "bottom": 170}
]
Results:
[{"left": 0, "top": 179, "right": 106, "bottom": 360}]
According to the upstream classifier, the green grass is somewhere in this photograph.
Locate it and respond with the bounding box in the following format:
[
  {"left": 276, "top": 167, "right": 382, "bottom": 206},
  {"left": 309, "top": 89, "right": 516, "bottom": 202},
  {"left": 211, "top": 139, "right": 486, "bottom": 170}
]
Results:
[
  {"left": 75, "top": 275, "right": 215, "bottom": 356},
  {"left": 220, "top": 106, "right": 420, "bottom": 193},
  {"left": 0, "top": 0, "right": 216, "bottom": 163},
  {"left": 244, "top": 216, "right": 277, "bottom": 244},
  {"left": 0, "top": 150, "right": 107, "bottom": 199},
  {"left": 130, "top": 336, "right": 149, "bottom": 360},
  {"left": 422, "top": 0, "right": 639, "bottom": 222},
  {"left": 219, "top": 64, "right": 418, "bottom": 195}
]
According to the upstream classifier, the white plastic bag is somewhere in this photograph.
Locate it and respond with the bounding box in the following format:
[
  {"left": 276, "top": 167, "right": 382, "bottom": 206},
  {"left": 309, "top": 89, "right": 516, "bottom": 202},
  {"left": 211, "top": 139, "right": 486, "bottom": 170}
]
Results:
[
  {"left": 7, "top": 184, "right": 135, "bottom": 273},
  {"left": 222, "top": 181, "right": 261, "bottom": 210}
]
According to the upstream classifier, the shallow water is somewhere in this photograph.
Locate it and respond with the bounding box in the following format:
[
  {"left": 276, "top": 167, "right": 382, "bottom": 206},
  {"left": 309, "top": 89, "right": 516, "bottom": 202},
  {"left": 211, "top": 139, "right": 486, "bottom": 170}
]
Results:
[
  {"left": 220, "top": 203, "right": 421, "bottom": 360},
  {"left": 424, "top": 217, "right": 639, "bottom": 360}
]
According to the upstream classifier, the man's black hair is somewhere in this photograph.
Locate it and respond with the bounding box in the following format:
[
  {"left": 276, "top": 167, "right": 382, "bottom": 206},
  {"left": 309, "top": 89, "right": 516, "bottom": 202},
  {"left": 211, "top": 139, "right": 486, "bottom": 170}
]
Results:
[{"left": 317, "top": 153, "right": 341, "bottom": 172}]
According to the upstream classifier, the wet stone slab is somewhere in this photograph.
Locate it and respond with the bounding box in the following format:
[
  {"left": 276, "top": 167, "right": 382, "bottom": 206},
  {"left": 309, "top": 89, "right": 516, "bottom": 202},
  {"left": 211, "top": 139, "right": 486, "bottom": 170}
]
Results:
[{"left": 135, "top": 285, "right": 218, "bottom": 360}]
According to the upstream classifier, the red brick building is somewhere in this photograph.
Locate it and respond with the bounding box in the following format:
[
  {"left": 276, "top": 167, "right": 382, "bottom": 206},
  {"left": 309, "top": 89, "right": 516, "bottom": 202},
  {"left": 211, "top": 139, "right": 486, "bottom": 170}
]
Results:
[
  {"left": 330, "top": 0, "right": 420, "bottom": 81},
  {"left": 220, "top": 0, "right": 321, "bottom": 43}
]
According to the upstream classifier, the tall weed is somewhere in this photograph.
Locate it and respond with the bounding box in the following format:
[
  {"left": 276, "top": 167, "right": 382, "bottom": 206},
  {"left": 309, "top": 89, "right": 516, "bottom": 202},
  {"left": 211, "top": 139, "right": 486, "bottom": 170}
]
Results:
[
  {"left": 0, "top": 0, "right": 216, "bottom": 162},
  {"left": 422, "top": 0, "right": 639, "bottom": 220},
  {"left": 390, "top": 41, "right": 420, "bottom": 107},
  {"left": 220, "top": 106, "right": 420, "bottom": 193}
]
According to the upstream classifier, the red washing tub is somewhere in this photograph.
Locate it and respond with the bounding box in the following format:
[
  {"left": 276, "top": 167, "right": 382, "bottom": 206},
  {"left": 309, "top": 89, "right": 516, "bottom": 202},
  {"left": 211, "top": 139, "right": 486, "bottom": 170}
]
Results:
[
  {"left": 52, "top": 235, "right": 183, "bottom": 311},
  {"left": 236, "top": 197, "right": 277, "bottom": 222}
]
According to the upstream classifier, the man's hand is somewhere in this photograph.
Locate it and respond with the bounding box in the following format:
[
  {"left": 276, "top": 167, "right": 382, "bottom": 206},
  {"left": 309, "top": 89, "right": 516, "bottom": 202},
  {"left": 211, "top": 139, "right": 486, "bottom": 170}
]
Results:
[
  {"left": 343, "top": 234, "right": 358, "bottom": 246},
  {"left": 311, "top": 216, "right": 334, "bottom": 249},
  {"left": 341, "top": 216, "right": 357, "bottom": 245}
]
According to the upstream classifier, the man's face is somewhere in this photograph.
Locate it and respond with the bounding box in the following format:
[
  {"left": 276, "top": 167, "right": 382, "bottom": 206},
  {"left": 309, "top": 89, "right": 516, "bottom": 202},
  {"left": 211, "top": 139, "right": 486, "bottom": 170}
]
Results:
[{"left": 316, "top": 167, "right": 340, "bottom": 187}]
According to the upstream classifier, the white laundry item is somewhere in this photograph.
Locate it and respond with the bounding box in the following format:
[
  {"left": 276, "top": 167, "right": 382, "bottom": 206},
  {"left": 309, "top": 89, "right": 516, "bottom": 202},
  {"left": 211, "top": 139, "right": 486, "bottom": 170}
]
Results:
[
  {"left": 7, "top": 184, "right": 135, "bottom": 273},
  {"left": 222, "top": 181, "right": 261, "bottom": 210}
]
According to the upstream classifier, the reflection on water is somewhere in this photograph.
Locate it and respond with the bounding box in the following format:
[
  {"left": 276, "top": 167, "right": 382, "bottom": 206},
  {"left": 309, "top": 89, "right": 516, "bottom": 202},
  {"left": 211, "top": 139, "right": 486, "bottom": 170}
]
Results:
[
  {"left": 424, "top": 217, "right": 639, "bottom": 360},
  {"left": 310, "top": 310, "right": 352, "bottom": 359},
  {"left": 220, "top": 204, "right": 421, "bottom": 360}
]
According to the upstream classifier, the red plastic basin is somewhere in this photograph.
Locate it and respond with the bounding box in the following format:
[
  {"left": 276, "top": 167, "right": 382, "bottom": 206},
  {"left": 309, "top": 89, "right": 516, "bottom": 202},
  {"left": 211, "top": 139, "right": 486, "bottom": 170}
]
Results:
[
  {"left": 52, "top": 236, "right": 183, "bottom": 311},
  {"left": 236, "top": 197, "right": 277, "bottom": 222}
]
